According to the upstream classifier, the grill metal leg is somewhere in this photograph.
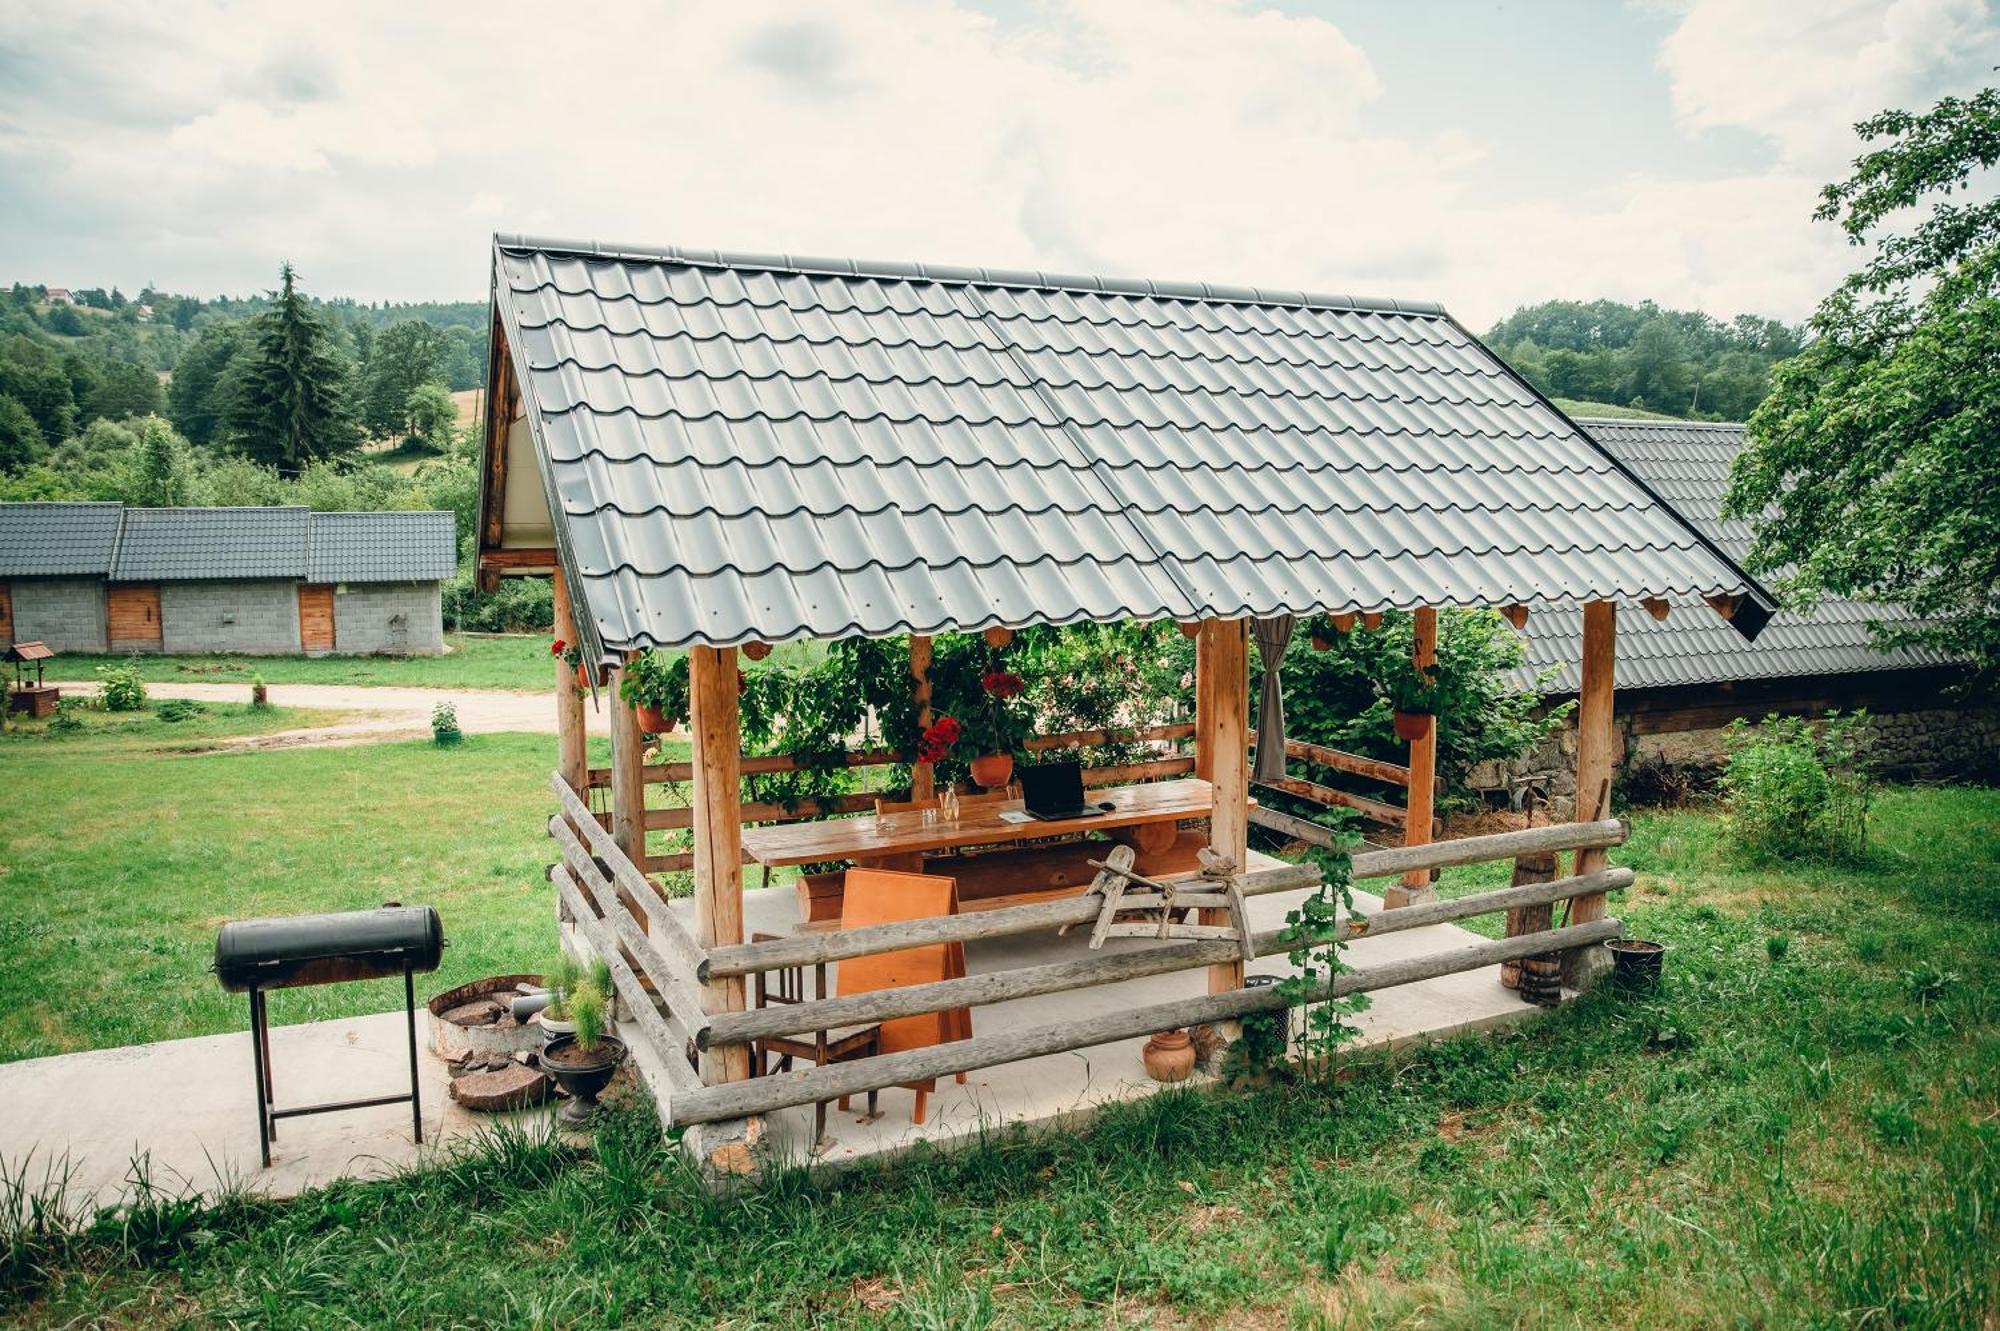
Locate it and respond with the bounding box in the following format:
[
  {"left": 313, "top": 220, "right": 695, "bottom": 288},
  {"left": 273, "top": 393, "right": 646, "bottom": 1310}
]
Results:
[
  {"left": 404, "top": 964, "right": 423, "bottom": 1146},
  {"left": 248, "top": 988, "right": 272, "bottom": 1168}
]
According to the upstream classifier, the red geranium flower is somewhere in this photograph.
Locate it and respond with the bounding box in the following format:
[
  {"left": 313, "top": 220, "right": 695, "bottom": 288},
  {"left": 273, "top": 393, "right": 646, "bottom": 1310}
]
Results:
[
  {"left": 917, "top": 714, "right": 961, "bottom": 763},
  {"left": 550, "top": 639, "right": 567, "bottom": 657},
  {"left": 981, "top": 669, "right": 1025, "bottom": 699}
]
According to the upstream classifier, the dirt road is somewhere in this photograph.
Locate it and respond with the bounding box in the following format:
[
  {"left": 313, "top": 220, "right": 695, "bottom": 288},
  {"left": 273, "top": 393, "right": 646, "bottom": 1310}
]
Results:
[{"left": 52, "top": 679, "right": 613, "bottom": 749}]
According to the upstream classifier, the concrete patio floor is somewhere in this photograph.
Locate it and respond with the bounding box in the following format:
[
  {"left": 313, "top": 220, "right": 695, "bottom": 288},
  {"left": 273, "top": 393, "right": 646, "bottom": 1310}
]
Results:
[{"left": 0, "top": 872, "right": 1556, "bottom": 1211}]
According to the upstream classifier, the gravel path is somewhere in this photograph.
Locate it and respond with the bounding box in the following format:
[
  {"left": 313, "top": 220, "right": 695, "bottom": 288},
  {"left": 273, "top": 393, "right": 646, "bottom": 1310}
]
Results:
[{"left": 51, "top": 679, "right": 614, "bottom": 749}]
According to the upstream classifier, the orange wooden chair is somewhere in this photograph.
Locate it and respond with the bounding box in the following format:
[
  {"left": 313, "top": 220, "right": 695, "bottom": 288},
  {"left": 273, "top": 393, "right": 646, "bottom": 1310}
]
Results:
[{"left": 836, "top": 867, "right": 973, "bottom": 1125}]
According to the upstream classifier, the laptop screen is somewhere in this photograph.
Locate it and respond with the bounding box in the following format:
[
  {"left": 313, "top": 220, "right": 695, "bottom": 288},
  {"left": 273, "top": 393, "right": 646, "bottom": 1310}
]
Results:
[{"left": 1018, "top": 761, "right": 1086, "bottom": 815}]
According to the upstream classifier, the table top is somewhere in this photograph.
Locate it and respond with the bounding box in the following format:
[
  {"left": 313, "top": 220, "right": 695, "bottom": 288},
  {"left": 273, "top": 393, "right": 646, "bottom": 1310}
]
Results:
[{"left": 740, "top": 778, "right": 1215, "bottom": 868}]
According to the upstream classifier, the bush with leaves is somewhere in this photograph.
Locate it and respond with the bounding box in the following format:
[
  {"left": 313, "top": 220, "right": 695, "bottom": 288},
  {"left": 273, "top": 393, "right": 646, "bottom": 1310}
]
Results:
[
  {"left": 94, "top": 661, "right": 147, "bottom": 712},
  {"left": 1722, "top": 711, "right": 1873, "bottom": 861},
  {"left": 155, "top": 698, "right": 204, "bottom": 723},
  {"left": 430, "top": 700, "right": 463, "bottom": 746}
]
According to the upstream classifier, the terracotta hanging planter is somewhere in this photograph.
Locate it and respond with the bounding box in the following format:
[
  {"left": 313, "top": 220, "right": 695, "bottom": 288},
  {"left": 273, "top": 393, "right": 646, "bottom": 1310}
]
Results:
[
  {"left": 574, "top": 663, "right": 592, "bottom": 689},
  {"left": 1392, "top": 709, "right": 1430, "bottom": 743},
  {"left": 1142, "top": 1029, "right": 1196, "bottom": 1083},
  {"left": 969, "top": 753, "right": 1014, "bottom": 790},
  {"left": 635, "top": 703, "right": 674, "bottom": 734}
]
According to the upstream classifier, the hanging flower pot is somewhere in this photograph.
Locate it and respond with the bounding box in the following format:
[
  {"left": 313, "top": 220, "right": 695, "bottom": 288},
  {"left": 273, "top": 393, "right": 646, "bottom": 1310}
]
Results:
[
  {"left": 969, "top": 753, "right": 1014, "bottom": 790},
  {"left": 635, "top": 703, "right": 673, "bottom": 734},
  {"left": 575, "top": 662, "right": 591, "bottom": 689},
  {"left": 1392, "top": 709, "right": 1430, "bottom": 743}
]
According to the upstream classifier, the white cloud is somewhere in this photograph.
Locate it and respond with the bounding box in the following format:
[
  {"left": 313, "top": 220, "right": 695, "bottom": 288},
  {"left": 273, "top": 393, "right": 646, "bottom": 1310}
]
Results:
[{"left": 0, "top": 0, "right": 1988, "bottom": 324}]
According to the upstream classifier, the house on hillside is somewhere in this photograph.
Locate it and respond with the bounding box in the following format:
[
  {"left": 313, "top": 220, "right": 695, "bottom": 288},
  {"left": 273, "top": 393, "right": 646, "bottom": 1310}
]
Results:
[
  {"left": 0, "top": 503, "right": 456, "bottom": 656},
  {"left": 44, "top": 287, "right": 74, "bottom": 306},
  {"left": 1476, "top": 418, "right": 1996, "bottom": 802}
]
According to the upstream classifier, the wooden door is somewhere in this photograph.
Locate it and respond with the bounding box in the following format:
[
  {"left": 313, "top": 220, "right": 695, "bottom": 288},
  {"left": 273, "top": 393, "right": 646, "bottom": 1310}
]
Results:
[
  {"left": 298, "top": 584, "right": 335, "bottom": 653},
  {"left": 0, "top": 581, "right": 12, "bottom": 646},
  {"left": 106, "top": 583, "right": 162, "bottom": 652}
]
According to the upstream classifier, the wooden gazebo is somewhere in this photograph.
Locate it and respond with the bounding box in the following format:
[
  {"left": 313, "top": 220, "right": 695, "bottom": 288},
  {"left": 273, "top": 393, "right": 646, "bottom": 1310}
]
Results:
[{"left": 478, "top": 235, "right": 1772, "bottom": 1172}]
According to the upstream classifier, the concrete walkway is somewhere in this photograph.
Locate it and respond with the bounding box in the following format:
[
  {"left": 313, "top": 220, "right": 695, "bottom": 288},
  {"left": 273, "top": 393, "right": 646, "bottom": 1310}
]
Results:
[{"left": 51, "top": 679, "right": 613, "bottom": 748}]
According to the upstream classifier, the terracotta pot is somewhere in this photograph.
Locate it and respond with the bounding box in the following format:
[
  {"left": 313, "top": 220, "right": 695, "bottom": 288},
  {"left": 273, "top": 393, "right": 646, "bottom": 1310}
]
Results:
[
  {"left": 969, "top": 753, "right": 1014, "bottom": 790},
  {"left": 574, "top": 663, "right": 591, "bottom": 688},
  {"left": 635, "top": 703, "right": 673, "bottom": 734},
  {"left": 1392, "top": 709, "right": 1430, "bottom": 743},
  {"left": 1143, "top": 1029, "right": 1196, "bottom": 1083},
  {"left": 1310, "top": 634, "right": 1332, "bottom": 652}
]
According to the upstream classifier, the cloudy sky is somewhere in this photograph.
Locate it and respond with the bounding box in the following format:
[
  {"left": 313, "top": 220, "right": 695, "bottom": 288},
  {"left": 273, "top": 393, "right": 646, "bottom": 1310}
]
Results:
[{"left": 1, "top": 0, "right": 1993, "bottom": 326}]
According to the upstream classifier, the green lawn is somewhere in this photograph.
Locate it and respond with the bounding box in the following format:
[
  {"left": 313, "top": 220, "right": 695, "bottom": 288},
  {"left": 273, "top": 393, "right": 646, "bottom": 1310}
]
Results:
[
  {"left": 4, "top": 771, "right": 1994, "bottom": 1327},
  {"left": 49, "top": 632, "right": 555, "bottom": 691}
]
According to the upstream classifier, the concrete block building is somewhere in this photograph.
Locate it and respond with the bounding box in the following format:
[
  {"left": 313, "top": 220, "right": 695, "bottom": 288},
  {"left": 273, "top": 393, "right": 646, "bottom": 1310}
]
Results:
[{"left": 0, "top": 503, "right": 456, "bottom": 656}]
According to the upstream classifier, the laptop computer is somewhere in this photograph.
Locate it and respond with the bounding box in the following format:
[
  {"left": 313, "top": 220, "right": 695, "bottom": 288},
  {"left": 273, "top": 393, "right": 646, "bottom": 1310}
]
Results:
[{"left": 1018, "top": 761, "right": 1112, "bottom": 821}]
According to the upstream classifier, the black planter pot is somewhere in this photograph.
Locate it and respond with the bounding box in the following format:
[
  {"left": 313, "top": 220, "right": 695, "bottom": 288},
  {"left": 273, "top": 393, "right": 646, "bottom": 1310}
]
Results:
[
  {"left": 1605, "top": 938, "right": 1666, "bottom": 993},
  {"left": 541, "top": 1035, "right": 628, "bottom": 1123}
]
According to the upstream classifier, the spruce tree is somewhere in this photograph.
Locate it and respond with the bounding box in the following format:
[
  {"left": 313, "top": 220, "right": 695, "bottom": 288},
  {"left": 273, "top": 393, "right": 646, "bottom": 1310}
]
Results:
[{"left": 225, "top": 263, "right": 361, "bottom": 470}]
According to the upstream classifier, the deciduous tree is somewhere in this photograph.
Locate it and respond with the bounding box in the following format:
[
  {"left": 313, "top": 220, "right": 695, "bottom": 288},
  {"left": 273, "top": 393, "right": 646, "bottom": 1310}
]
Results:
[{"left": 1727, "top": 83, "right": 2000, "bottom": 680}]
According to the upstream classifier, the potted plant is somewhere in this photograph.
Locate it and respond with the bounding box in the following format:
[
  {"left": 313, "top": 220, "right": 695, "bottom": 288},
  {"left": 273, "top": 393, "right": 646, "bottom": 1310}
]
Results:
[
  {"left": 1380, "top": 663, "right": 1441, "bottom": 743},
  {"left": 619, "top": 650, "right": 688, "bottom": 735},
  {"left": 962, "top": 667, "right": 1029, "bottom": 789},
  {"left": 537, "top": 950, "right": 583, "bottom": 1038},
  {"left": 431, "top": 700, "right": 463, "bottom": 747},
  {"left": 541, "top": 974, "right": 627, "bottom": 1123},
  {"left": 552, "top": 638, "right": 589, "bottom": 688}
]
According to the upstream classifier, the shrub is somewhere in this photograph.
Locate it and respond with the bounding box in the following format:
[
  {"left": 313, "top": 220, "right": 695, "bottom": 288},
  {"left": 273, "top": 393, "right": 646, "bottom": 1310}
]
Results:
[
  {"left": 430, "top": 700, "right": 462, "bottom": 747},
  {"left": 249, "top": 675, "right": 268, "bottom": 709},
  {"left": 1721, "top": 711, "right": 1872, "bottom": 860},
  {"left": 46, "top": 700, "right": 85, "bottom": 734},
  {"left": 94, "top": 661, "right": 147, "bottom": 712},
  {"left": 443, "top": 572, "right": 553, "bottom": 633},
  {"left": 155, "top": 698, "right": 204, "bottom": 723}
]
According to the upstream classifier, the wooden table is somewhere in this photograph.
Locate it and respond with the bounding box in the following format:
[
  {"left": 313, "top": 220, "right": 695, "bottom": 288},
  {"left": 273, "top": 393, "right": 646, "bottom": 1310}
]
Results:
[{"left": 740, "top": 778, "right": 1216, "bottom": 870}]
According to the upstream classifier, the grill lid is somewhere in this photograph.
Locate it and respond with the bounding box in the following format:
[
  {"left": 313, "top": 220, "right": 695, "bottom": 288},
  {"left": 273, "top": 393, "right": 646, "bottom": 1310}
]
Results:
[{"left": 214, "top": 906, "right": 445, "bottom": 992}]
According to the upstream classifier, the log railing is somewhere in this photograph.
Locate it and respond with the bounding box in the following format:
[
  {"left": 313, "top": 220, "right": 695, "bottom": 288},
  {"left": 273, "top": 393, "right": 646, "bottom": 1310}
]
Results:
[
  {"left": 1250, "top": 738, "right": 1414, "bottom": 830},
  {"left": 545, "top": 779, "right": 1632, "bottom": 1126}
]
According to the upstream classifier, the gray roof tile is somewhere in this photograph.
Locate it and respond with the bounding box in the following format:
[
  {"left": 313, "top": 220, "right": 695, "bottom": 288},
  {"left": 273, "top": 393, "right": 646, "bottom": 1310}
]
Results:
[
  {"left": 492, "top": 236, "right": 1770, "bottom": 653},
  {"left": 0, "top": 501, "right": 124, "bottom": 576},
  {"left": 1519, "top": 420, "right": 1941, "bottom": 691},
  {"left": 111, "top": 507, "right": 311, "bottom": 581},
  {"left": 308, "top": 511, "right": 458, "bottom": 583}
]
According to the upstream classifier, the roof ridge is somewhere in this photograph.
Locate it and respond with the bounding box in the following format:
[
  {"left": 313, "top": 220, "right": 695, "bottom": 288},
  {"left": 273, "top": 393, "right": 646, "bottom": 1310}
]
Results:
[
  {"left": 1573, "top": 416, "right": 1747, "bottom": 431},
  {"left": 494, "top": 233, "right": 1447, "bottom": 320}
]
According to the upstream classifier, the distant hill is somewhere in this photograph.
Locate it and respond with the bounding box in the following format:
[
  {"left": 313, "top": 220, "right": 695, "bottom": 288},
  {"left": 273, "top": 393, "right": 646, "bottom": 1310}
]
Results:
[{"left": 1550, "top": 398, "right": 1678, "bottom": 421}]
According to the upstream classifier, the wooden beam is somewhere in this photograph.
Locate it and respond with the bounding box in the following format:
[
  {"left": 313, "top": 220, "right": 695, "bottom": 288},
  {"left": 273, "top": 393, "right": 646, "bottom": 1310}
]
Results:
[
  {"left": 608, "top": 651, "right": 647, "bottom": 866},
  {"left": 689, "top": 645, "right": 749, "bottom": 1084},
  {"left": 1257, "top": 773, "right": 1406, "bottom": 829},
  {"left": 1350, "top": 818, "right": 1626, "bottom": 882},
  {"left": 1387, "top": 607, "right": 1439, "bottom": 908},
  {"left": 909, "top": 635, "right": 934, "bottom": 801},
  {"left": 478, "top": 548, "right": 558, "bottom": 578},
  {"left": 1501, "top": 604, "right": 1529, "bottom": 630},
  {"left": 1641, "top": 597, "right": 1671, "bottom": 622},
  {"left": 669, "top": 919, "right": 1624, "bottom": 1125},
  {"left": 1705, "top": 593, "right": 1740, "bottom": 621},
  {"left": 551, "top": 568, "right": 587, "bottom": 796},
  {"left": 547, "top": 774, "right": 708, "bottom": 979},
  {"left": 1565, "top": 600, "right": 1618, "bottom": 988},
  {"left": 1276, "top": 739, "right": 1412, "bottom": 788},
  {"left": 1196, "top": 618, "right": 1249, "bottom": 993},
  {"left": 479, "top": 317, "right": 512, "bottom": 555}
]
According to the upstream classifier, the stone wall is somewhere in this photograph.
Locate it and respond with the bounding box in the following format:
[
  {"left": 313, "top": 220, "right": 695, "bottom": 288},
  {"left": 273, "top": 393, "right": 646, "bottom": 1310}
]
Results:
[
  {"left": 1468, "top": 689, "right": 2000, "bottom": 816},
  {"left": 160, "top": 580, "right": 301, "bottom": 655},
  {"left": 333, "top": 582, "right": 444, "bottom": 655},
  {"left": 10, "top": 577, "right": 107, "bottom": 652}
]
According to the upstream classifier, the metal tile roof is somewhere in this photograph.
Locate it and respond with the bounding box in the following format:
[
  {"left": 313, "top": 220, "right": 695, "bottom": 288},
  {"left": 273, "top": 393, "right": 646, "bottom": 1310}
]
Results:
[
  {"left": 1518, "top": 420, "right": 1942, "bottom": 692},
  {"left": 112, "top": 507, "right": 310, "bottom": 581},
  {"left": 491, "top": 235, "right": 1771, "bottom": 653},
  {"left": 0, "top": 502, "right": 124, "bottom": 576},
  {"left": 308, "top": 511, "right": 458, "bottom": 583}
]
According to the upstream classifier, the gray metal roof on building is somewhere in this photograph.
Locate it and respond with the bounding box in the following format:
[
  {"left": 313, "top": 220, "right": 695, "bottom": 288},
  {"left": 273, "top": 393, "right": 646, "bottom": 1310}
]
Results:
[
  {"left": 308, "top": 510, "right": 458, "bottom": 583},
  {"left": 0, "top": 501, "right": 124, "bottom": 576},
  {"left": 1518, "top": 420, "right": 1942, "bottom": 692},
  {"left": 111, "top": 506, "right": 311, "bottom": 581},
  {"left": 490, "top": 235, "right": 1772, "bottom": 653},
  {"left": 0, "top": 503, "right": 455, "bottom": 585}
]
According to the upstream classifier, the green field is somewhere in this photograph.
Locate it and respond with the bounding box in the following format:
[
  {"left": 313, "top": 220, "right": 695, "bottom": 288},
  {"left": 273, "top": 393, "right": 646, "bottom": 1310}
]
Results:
[
  {"left": 48, "top": 632, "right": 555, "bottom": 692},
  {"left": 3, "top": 709, "right": 1994, "bottom": 1326}
]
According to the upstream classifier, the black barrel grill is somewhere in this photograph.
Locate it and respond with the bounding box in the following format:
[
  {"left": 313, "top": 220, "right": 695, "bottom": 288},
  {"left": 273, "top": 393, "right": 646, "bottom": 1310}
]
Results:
[{"left": 215, "top": 906, "right": 445, "bottom": 1167}]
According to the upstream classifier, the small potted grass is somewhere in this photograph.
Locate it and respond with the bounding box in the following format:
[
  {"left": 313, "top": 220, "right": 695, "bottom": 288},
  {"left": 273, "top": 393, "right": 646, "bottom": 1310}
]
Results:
[
  {"left": 537, "top": 950, "right": 583, "bottom": 1038},
  {"left": 541, "top": 966, "right": 627, "bottom": 1123}
]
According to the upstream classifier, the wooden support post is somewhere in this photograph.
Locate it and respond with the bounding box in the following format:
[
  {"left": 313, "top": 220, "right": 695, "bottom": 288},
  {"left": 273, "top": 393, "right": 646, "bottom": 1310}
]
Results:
[
  {"left": 690, "top": 645, "right": 750, "bottom": 1084},
  {"left": 1195, "top": 618, "right": 1249, "bottom": 994},
  {"left": 1385, "top": 606, "right": 1439, "bottom": 909},
  {"left": 1564, "top": 600, "right": 1618, "bottom": 988},
  {"left": 909, "top": 635, "right": 934, "bottom": 801},
  {"left": 551, "top": 568, "right": 587, "bottom": 796},
  {"left": 608, "top": 651, "right": 646, "bottom": 865}
]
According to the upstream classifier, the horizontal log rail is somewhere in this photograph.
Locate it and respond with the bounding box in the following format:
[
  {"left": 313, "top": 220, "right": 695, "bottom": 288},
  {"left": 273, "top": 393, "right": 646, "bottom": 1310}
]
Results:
[
  {"left": 547, "top": 815, "right": 710, "bottom": 1035},
  {"left": 1350, "top": 818, "right": 1626, "bottom": 881},
  {"left": 551, "top": 862, "right": 702, "bottom": 1091},
  {"left": 669, "top": 918, "right": 1624, "bottom": 1125},
  {"left": 698, "top": 862, "right": 1323, "bottom": 983},
  {"left": 1259, "top": 773, "right": 1407, "bottom": 828},
  {"left": 586, "top": 722, "right": 1200, "bottom": 789},
  {"left": 1270, "top": 739, "right": 1412, "bottom": 788},
  {"left": 696, "top": 865, "right": 1634, "bottom": 1049}
]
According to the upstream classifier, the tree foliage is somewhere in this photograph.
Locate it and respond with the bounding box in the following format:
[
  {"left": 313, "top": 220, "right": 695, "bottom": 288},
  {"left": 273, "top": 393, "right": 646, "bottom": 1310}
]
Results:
[
  {"left": 167, "top": 321, "right": 247, "bottom": 446},
  {"left": 361, "top": 319, "right": 446, "bottom": 439},
  {"left": 1487, "top": 298, "right": 1800, "bottom": 420},
  {"left": 223, "top": 263, "right": 363, "bottom": 470},
  {"left": 1726, "top": 82, "right": 2000, "bottom": 680}
]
